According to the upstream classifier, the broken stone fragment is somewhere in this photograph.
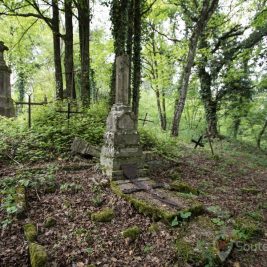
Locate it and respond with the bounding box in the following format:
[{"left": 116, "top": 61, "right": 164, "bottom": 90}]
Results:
[
  {"left": 122, "top": 226, "right": 141, "bottom": 241},
  {"left": 29, "top": 242, "right": 48, "bottom": 267},
  {"left": 14, "top": 186, "right": 27, "bottom": 218},
  {"left": 71, "top": 137, "right": 100, "bottom": 158},
  {"left": 91, "top": 208, "right": 114, "bottom": 222},
  {"left": 24, "top": 223, "right": 37, "bottom": 242},
  {"left": 44, "top": 217, "right": 56, "bottom": 228}
]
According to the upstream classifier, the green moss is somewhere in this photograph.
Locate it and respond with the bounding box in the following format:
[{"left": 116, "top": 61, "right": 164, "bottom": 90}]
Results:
[
  {"left": 29, "top": 242, "right": 48, "bottom": 267},
  {"left": 175, "top": 216, "right": 220, "bottom": 266},
  {"left": 233, "top": 216, "right": 263, "bottom": 241},
  {"left": 111, "top": 181, "right": 174, "bottom": 222},
  {"left": 240, "top": 187, "right": 261, "bottom": 195},
  {"left": 122, "top": 226, "right": 140, "bottom": 240},
  {"left": 110, "top": 181, "right": 204, "bottom": 224},
  {"left": 148, "top": 223, "right": 159, "bottom": 233},
  {"left": 24, "top": 223, "right": 37, "bottom": 242},
  {"left": 44, "top": 217, "right": 56, "bottom": 228},
  {"left": 14, "top": 186, "right": 27, "bottom": 218},
  {"left": 175, "top": 239, "right": 193, "bottom": 263},
  {"left": 91, "top": 208, "right": 114, "bottom": 222},
  {"left": 170, "top": 181, "right": 198, "bottom": 195}
]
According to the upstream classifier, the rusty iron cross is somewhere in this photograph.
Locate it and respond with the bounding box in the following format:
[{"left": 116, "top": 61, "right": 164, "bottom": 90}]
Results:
[
  {"left": 16, "top": 94, "right": 48, "bottom": 128},
  {"left": 138, "top": 113, "right": 154, "bottom": 126}
]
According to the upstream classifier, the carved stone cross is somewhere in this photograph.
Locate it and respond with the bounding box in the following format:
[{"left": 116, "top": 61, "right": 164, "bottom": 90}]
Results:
[{"left": 115, "top": 55, "right": 129, "bottom": 105}]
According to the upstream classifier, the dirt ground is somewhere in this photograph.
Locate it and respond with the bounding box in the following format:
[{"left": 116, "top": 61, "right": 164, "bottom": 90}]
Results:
[{"left": 0, "top": 148, "right": 266, "bottom": 266}]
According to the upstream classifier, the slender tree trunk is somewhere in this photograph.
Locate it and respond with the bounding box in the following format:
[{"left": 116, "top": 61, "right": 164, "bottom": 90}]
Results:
[
  {"left": 171, "top": 0, "right": 219, "bottom": 136},
  {"left": 52, "top": 0, "right": 63, "bottom": 100},
  {"left": 17, "top": 72, "right": 26, "bottom": 102},
  {"left": 171, "top": 31, "right": 200, "bottom": 136},
  {"left": 257, "top": 119, "right": 267, "bottom": 149},
  {"left": 233, "top": 117, "right": 241, "bottom": 139},
  {"left": 198, "top": 51, "right": 219, "bottom": 137},
  {"left": 151, "top": 30, "right": 166, "bottom": 130},
  {"left": 77, "top": 0, "right": 90, "bottom": 105},
  {"left": 64, "top": 0, "right": 75, "bottom": 99},
  {"left": 162, "top": 91, "right": 167, "bottom": 130},
  {"left": 132, "top": 0, "right": 142, "bottom": 118}
]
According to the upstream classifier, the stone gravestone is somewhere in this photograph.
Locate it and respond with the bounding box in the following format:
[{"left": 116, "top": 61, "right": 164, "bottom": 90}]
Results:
[
  {"left": 100, "top": 54, "right": 143, "bottom": 179},
  {"left": 0, "top": 41, "right": 14, "bottom": 117}
]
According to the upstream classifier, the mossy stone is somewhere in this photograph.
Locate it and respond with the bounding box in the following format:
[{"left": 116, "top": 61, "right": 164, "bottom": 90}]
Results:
[
  {"left": 44, "top": 217, "right": 56, "bottom": 228},
  {"left": 170, "top": 181, "right": 198, "bottom": 195},
  {"left": 122, "top": 226, "right": 140, "bottom": 240},
  {"left": 148, "top": 223, "right": 159, "bottom": 233},
  {"left": 240, "top": 187, "right": 261, "bottom": 195},
  {"left": 15, "top": 186, "right": 27, "bottom": 218},
  {"left": 29, "top": 242, "right": 48, "bottom": 267},
  {"left": 24, "top": 223, "right": 37, "bottom": 242},
  {"left": 110, "top": 181, "right": 204, "bottom": 224},
  {"left": 91, "top": 208, "right": 114, "bottom": 222}
]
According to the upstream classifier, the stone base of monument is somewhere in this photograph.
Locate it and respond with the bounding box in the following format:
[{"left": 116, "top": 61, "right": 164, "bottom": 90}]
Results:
[
  {"left": 0, "top": 96, "right": 14, "bottom": 117},
  {"left": 111, "top": 178, "right": 204, "bottom": 223},
  {"left": 100, "top": 104, "right": 146, "bottom": 179}
]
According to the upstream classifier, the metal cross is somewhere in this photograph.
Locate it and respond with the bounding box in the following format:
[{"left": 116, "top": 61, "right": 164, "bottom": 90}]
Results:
[
  {"left": 56, "top": 102, "right": 84, "bottom": 127},
  {"left": 16, "top": 94, "right": 48, "bottom": 128},
  {"left": 138, "top": 113, "right": 154, "bottom": 126},
  {"left": 191, "top": 135, "right": 204, "bottom": 149}
]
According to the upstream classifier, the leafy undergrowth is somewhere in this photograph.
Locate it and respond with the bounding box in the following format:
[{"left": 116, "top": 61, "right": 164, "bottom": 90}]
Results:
[{"left": 0, "top": 101, "right": 107, "bottom": 163}]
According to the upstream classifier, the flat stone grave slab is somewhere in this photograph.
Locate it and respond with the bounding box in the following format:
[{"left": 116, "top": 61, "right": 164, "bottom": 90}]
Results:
[{"left": 111, "top": 177, "right": 204, "bottom": 222}]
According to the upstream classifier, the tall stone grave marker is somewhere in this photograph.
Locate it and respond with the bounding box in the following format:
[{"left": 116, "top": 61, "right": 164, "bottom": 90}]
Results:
[
  {"left": 100, "top": 54, "right": 143, "bottom": 179},
  {"left": 0, "top": 41, "right": 14, "bottom": 117}
]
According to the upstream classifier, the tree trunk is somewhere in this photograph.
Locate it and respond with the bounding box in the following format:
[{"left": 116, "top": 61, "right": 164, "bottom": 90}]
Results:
[
  {"left": 77, "top": 0, "right": 90, "bottom": 105},
  {"left": 151, "top": 29, "right": 166, "bottom": 131},
  {"left": 171, "top": 0, "right": 219, "bottom": 136},
  {"left": 198, "top": 49, "right": 219, "bottom": 137},
  {"left": 17, "top": 72, "right": 26, "bottom": 102},
  {"left": 132, "top": 0, "right": 142, "bottom": 118},
  {"left": 232, "top": 117, "right": 241, "bottom": 139},
  {"left": 52, "top": 0, "right": 63, "bottom": 100},
  {"left": 162, "top": 91, "right": 167, "bottom": 130},
  {"left": 257, "top": 119, "right": 267, "bottom": 149},
  {"left": 171, "top": 30, "right": 200, "bottom": 136},
  {"left": 64, "top": 0, "right": 75, "bottom": 99}
]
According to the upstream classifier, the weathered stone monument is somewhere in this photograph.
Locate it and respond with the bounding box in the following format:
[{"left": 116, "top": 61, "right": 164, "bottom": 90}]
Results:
[
  {"left": 0, "top": 41, "right": 14, "bottom": 117},
  {"left": 100, "top": 54, "right": 143, "bottom": 179}
]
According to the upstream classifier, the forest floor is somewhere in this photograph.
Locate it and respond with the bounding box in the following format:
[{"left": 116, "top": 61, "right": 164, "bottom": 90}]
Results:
[{"left": 0, "top": 139, "right": 266, "bottom": 267}]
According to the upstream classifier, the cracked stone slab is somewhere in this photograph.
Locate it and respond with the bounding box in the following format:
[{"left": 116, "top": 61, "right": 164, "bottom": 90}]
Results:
[{"left": 112, "top": 178, "right": 204, "bottom": 221}]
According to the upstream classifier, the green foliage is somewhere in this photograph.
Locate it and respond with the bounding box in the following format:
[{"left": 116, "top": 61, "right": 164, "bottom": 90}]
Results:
[
  {"left": 0, "top": 101, "right": 107, "bottom": 163},
  {"left": 171, "top": 211, "right": 192, "bottom": 227},
  {"left": 211, "top": 218, "right": 225, "bottom": 226},
  {"left": 0, "top": 165, "right": 57, "bottom": 226}
]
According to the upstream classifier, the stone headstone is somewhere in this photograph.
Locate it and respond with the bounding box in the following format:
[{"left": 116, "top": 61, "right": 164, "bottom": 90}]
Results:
[
  {"left": 100, "top": 54, "right": 143, "bottom": 179},
  {"left": 0, "top": 41, "right": 14, "bottom": 117}
]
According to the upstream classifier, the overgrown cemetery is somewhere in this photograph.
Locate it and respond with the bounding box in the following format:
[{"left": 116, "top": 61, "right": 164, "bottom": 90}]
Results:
[{"left": 0, "top": 1, "right": 267, "bottom": 267}]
